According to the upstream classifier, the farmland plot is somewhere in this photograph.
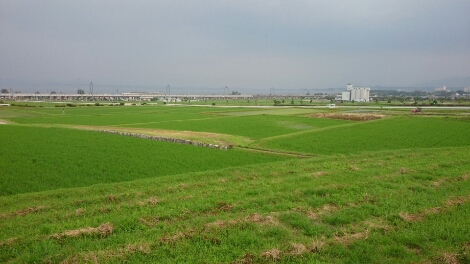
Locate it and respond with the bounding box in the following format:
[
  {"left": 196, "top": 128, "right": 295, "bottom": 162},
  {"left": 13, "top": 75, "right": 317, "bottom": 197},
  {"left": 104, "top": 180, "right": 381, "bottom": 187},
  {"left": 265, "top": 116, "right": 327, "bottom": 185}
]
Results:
[
  {"left": 259, "top": 116, "right": 470, "bottom": 154},
  {"left": 133, "top": 114, "right": 351, "bottom": 139},
  {"left": 0, "top": 125, "right": 290, "bottom": 195}
]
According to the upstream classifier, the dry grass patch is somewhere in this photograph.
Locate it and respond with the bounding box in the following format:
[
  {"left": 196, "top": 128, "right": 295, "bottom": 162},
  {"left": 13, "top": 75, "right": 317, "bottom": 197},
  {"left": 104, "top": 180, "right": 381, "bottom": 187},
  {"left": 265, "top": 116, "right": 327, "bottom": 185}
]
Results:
[
  {"left": 333, "top": 230, "right": 369, "bottom": 245},
  {"left": 307, "top": 204, "right": 338, "bottom": 220},
  {"left": 60, "top": 242, "right": 151, "bottom": 264},
  {"left": 457, "top": 174, "right": 469, "bottom": 181},
  {"left": 61, "top": 252, "right": 99, "bottom": 264},
  {"left": 398, "top": 167, "right": 414, "bottom": 174},
  {"left": 233, "top": 253, "right": 255, "bottom": 264},
  {"left": 124, "top": 243, "right": 151, "bottom": 254},
  {"left": 205, "top": 213, "right": 277, "bottom": 230},
  {"left": 349, "top": 165, "right": 360, "bottom": 171},
  {"left": 159, "top": 231, "right": 188, "bottom": 243},
  {"left": 399, "top": 212, "right": 423, "bottom": 222},
  {"left": 425, "top": 207, "right": 442, "bottom": 214},
  {"left": 51, "top": 222, "right": 113, "bottom": 239},
  {"left": 309, "top": 112, "right": 385, "bottom": 121},
  {"left": 437, "top": 252, "right": 459, "bottom": 264},
  {"left": 75, "top": 208, "right": 85, "bottom": 216},
  {"left": 177, "top": 195, "right": 194, "bottom": 201},
  {"left": 309, "top": 239, "right": 326, "bottom": 253},
  {"left": 71, "top": 125, "right": 252, "bottom": 146},
  {"left": 206, "top": 220, "right": 231, "bottom": 229},
  {"left": 362, "top": 218, "right": 391, "bottom": 232},
  {"left": 0, "top": 237, "right": 18, "bottom": 246},
  {"left": 288, "top": 243, "right": 307, "bottom": 255},
  {"left": 244, "top": 213, "right": 276, "bottom": 226},
  {"left": 138, "top": 197, "right": 159, "bottom": 206},
  {"left": 1, "top": 205, "right": 46, "bottom": 219},
  {"left": 445, "top": 195, "right": 470, "bottom": 207},
  {"left": 139, "top": 216, "right": 160, "bottom": 227},
  {"left": 15, "top": 205, "right": 45, "bottom": 216},
  {"left": 260, "top": 248, "right": 281, "bottom": 261},
  {"left": 311, "top": 171, "right": 327, "bottom": 177}
]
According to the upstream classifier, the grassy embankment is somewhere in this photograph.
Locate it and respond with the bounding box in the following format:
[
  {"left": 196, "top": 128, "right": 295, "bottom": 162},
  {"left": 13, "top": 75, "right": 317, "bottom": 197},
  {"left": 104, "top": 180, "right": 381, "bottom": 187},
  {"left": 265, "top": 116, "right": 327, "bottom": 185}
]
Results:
[{"left": 0, "top": 104, "right": 469, "bottom": 262}]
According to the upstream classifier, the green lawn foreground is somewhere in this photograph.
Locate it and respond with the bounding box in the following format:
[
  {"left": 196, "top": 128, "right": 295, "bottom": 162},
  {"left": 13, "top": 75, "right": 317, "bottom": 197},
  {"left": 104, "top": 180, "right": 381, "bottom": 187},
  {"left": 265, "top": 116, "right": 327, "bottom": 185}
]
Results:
[
  {"left": 0, "top": 147, "right": 469, "bottom": 263},
  {"left": 0, "top": 125, "right": 290, "bottom": 196}
]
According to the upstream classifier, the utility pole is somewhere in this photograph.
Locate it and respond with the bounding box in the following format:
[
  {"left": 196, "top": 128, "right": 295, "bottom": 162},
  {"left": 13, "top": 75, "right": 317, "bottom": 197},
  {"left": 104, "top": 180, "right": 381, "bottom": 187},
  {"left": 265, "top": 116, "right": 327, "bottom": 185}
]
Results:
[
  {"left": 165, "top": 85, "right": 171, "bottom": 103},
  {"left": 90, "top": 82, "right": 93, "bottom": 100}
]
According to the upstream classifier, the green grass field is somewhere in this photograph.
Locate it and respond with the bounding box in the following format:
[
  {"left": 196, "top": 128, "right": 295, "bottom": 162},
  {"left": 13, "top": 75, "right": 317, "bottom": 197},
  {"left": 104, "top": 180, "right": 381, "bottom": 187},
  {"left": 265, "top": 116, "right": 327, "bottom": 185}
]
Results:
[{"left": 1, "top": 103, "right": 469, "bottom": 263}]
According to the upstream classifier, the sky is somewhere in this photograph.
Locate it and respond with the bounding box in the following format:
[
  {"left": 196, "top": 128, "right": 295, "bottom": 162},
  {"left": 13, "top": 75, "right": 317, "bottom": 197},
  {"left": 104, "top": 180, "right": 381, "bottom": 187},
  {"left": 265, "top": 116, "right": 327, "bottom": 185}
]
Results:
[{"left": 1, "top": 0, "right": 470, "bottom": 94}]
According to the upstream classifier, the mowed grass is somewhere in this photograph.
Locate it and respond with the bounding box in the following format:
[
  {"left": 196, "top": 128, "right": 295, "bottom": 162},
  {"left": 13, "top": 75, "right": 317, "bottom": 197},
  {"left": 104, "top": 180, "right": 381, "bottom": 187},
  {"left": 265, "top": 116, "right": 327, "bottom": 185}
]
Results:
[
  {"left": 0, "top": 125, "right": 290, "bottom": 196},
  {"left": 0, "top": 147, "right": 469, "bottom": 263},
  {"left": 259, "top": 116, "right": 470, "bottom": 154}
]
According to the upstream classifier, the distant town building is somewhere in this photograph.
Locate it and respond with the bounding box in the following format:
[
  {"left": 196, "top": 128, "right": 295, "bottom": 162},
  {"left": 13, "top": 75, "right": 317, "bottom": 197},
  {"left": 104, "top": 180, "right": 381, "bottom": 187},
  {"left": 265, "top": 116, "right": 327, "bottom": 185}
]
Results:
[
  {"left": 342, "top": 84, "right": 370, "bottom": 102},
  {"left": 464, "top": 87, "right": 470, "bottom": 92},
  {"left": 434, "top": 86, "right": 449, "bottom": 92}
]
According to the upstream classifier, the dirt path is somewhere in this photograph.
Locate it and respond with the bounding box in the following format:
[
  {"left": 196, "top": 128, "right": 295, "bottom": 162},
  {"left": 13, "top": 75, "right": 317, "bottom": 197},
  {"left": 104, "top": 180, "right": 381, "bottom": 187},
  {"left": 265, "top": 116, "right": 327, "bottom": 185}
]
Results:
[{"left": 235, "top": 146, "right": 315, "bottom": 158}]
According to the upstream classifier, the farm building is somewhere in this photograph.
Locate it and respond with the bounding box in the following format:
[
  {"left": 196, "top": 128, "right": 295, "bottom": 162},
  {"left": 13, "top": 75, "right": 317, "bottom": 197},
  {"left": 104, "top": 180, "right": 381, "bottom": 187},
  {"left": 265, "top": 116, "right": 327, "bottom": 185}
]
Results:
[{"left": 342, "top": 84, "right": 370, "bottom": 102}]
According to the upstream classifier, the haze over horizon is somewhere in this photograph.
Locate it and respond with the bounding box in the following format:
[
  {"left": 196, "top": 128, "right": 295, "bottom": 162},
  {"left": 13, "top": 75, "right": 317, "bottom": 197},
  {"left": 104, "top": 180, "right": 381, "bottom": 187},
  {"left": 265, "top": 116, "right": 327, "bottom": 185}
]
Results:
[{"left": 1, "top": 1, "right": 470, "bottom": 94}]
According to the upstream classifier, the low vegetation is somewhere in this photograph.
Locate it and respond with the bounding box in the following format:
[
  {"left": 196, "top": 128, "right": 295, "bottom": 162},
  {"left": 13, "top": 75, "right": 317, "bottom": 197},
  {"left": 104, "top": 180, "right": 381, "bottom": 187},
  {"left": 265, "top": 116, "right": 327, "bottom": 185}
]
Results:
[{"left": 1, "top": 103, "right": 469, "bottom": 263}]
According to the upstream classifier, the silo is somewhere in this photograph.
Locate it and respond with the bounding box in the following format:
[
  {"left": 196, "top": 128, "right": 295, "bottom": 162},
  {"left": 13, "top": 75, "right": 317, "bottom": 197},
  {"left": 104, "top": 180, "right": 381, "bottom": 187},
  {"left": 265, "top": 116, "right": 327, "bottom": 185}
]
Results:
[{"left": 360, "top": 89, "right": 366, "bottom": 101}]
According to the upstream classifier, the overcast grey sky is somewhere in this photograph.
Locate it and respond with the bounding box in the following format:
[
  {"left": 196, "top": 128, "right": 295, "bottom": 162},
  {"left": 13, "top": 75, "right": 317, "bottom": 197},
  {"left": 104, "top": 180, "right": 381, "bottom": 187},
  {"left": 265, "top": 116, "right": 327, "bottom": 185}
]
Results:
[{"left": 1, "top": 0, "right": 469, "bottom": 92}]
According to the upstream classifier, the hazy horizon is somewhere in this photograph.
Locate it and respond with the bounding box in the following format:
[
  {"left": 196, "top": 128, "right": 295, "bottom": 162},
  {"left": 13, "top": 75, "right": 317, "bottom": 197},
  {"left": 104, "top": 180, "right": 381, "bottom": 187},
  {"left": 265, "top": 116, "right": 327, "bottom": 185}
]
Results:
[{"left": 2, "top": 1, "right": 470, "bottom": 93}]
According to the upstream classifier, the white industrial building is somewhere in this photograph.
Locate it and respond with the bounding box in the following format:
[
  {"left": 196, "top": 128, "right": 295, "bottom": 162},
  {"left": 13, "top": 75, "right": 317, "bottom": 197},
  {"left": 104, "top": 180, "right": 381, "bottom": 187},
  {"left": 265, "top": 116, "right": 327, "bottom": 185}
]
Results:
[{"left": 342, "top": 84, "right": 370, "bottom": 102}]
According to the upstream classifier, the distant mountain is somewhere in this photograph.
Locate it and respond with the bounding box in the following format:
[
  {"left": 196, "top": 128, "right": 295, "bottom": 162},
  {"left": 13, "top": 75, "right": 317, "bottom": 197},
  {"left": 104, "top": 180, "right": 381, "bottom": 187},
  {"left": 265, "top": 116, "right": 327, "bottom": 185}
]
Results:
[{"left": 416, "top": 76, "right": 470, "bottom": 88}]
